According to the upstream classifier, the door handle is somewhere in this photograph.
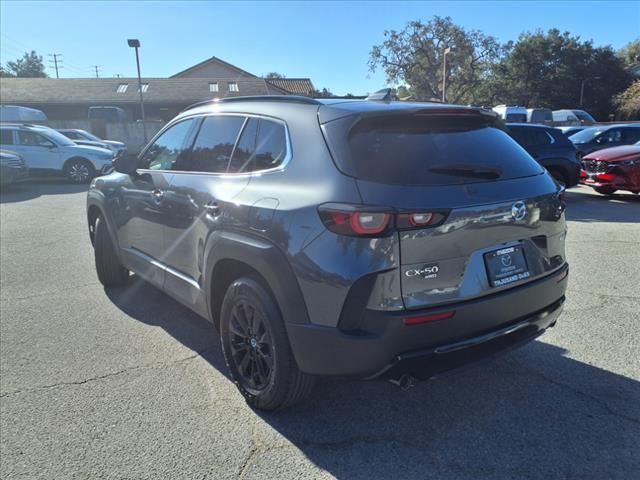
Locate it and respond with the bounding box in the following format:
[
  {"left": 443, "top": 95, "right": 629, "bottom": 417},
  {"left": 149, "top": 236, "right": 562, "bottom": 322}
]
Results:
[
  {"left": 204, "top": 201, "right": 221, "bottom": 217},
  {"left": 152, "top": 189, "right": 164, "bottom": 204}
]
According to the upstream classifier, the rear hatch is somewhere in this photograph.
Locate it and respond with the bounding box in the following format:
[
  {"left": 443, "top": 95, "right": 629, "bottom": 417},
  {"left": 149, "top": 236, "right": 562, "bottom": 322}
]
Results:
[{"left": 321, "top": 106, "right": 567, "bottom": 310}]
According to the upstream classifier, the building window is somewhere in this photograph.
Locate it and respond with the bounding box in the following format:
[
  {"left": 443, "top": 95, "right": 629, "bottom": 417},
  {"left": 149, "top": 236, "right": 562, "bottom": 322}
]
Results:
[
  {"left": 116, "top": 83, "right": 128, "bottom": 93},
  {"left": 138, "top": 83, "right": 149, "bottom": 93},
  {"left": 228, "top": 82, "right": 239, "bottom": 92},
  {"left": 209, "top": 82, "right": 219, "bottom": 92}
]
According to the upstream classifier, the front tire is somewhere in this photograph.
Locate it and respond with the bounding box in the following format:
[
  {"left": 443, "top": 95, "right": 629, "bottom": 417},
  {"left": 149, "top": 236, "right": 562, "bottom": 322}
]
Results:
[
  {"left": 94, "top": 215, "right": 129, "bottom": 287},
  {"left": 65, "top": 158, "right": 95, "bottom": 184},
  {"left": 220, "top": 277, "right": 314, "bottom": 411}
]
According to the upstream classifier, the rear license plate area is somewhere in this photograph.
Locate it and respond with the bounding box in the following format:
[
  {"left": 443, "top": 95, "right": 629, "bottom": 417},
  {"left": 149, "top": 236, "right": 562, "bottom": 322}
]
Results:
[{"left": 484, "top": 245, "right": 530, "bottom": 287}]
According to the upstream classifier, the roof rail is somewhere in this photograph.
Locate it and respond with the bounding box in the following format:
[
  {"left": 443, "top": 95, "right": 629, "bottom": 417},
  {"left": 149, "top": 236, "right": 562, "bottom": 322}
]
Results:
[
  {"left": 182, "top": 95, "right": 322, "bottom": 113},
  {"left": 0, "top": 122, "right": 39, "bottom": 127}
]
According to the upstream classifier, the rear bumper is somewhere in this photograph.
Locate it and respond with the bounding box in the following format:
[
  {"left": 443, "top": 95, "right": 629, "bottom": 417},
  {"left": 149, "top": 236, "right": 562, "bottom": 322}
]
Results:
[{"left": 287, "top": 264, "right": 568, "bottom": 378}]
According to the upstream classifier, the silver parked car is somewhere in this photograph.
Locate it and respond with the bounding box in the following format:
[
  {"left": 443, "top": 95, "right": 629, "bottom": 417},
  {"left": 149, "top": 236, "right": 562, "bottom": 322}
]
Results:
[
  {"left": 0, "top": 124, "right": 115, "bottom": 183},
  {"left": 57, "top": 129, "right": 127, "bottom": 156}
]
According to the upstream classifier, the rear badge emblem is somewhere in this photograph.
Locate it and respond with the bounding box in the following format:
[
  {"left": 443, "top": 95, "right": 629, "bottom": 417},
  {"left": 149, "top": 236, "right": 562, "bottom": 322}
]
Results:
[
  {"left": 511, "top": 201, "right": 527, "bottom": 221},
  {"left": 405, "top": 264, "right": 439, "bottom": 279}
]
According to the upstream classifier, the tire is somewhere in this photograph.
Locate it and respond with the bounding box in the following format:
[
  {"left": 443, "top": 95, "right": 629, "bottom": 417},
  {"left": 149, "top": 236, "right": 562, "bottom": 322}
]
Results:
[
  {"left": 94, "top": 215, "right": 129, "bottom": 287},
  {"left": 594, "top": 187, "right": 617, "bottom": 195},
  {"left": 548, "top": 168, "right": 568, "bottom": 187},
  {"left": 65, "top": 158, "right": 95, "bottom": 184},
  {"left": 220, "top": 277, "right": 315, "bottom": 411}
]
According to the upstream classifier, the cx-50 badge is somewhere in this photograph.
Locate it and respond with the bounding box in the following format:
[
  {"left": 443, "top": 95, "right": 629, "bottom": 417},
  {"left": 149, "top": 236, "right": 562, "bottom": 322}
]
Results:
[
  {"left": 511, "top": 201, "right": 527, "bottom": 221},
  {"left": 405, "top": 264, "right": 439, "bottom": 279}
]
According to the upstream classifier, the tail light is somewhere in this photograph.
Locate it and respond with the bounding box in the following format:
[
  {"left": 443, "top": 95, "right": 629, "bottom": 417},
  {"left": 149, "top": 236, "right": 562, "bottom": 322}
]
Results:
[{"left": 318, "top": 204, "right": 448, "bottom": 237}]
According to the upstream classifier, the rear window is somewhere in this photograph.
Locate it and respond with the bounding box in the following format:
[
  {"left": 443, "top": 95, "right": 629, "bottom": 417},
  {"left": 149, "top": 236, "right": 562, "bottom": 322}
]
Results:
[
  {"left": 322, "top": 114, "right": 544, "bottom": 185},
  {"left": 506, "top": 113, "right": 527, "bottom": 123}
]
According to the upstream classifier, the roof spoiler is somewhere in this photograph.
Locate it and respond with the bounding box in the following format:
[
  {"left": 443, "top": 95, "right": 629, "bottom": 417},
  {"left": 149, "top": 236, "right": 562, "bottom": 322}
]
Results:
[{"left": 366, "top": 88, "right": 397, "bottom": 102}]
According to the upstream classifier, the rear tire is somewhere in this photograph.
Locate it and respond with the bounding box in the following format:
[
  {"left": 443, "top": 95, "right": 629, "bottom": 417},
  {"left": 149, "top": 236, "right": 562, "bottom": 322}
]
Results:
[
  {"left": 94, "top": 215, "right": 129, "bottom": 287},
  {"left": 65, "top": 158, "right": 95, "bottom": 184},
  {"left": 548, "top": 168, "right": 568, "bottom": 187},
  {"left": 594, "top": 187, "right": 617, "bottom": 195},
  {"left": 220, "top": 277, "right": 314, "bottom": 411}
]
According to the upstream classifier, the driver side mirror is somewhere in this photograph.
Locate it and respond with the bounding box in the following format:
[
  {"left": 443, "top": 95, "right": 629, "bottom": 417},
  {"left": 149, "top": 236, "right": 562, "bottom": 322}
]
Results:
[{"left": 113, "top": 153, "right": 139, "bottom": 175}]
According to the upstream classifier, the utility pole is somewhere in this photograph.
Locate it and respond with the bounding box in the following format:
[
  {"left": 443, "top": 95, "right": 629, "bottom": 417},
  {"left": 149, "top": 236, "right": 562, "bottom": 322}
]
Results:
[
  {"left": 48, "top": 53, "right": 62, "bottom": 78},
  {"left": 92, "top": 65, "right": 100, "bottom": 78},
  {"left": 442, "top": 46, "right": 451, "bottom": 103}
]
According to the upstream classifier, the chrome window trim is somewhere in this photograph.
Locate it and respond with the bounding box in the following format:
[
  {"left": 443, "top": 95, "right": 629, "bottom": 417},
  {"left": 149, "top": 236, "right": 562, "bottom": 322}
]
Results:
[{"left": 136, "top": 112, "right": 292, "bottom": 178}]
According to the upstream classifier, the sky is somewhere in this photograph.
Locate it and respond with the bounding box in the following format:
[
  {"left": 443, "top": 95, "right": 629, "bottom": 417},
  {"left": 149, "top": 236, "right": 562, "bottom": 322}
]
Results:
[{"left": 1, "top": 1, "right": 638, "bottom": 95}]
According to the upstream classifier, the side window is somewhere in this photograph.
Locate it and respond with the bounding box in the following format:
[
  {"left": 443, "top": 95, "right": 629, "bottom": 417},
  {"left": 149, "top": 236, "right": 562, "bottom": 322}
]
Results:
[
  {"left": 253, "top": 120, "right": 287, "bottom": 171},
  {"left": 140, "top": 119, "right": 196, "bottom": 170},
  {"left": 0, "top": 129, "right": 14, "bottom": 145},
  {"left": 189, "top": 116, "right": 245, "bottom": 173},
  {"left": 18, "top": 131, "right": 54, "bottom": 147},
  {"left": 622, "top": 128, "right": 640, "bottom": 143},
  {"left": 600, "top": 129, "right": 622, "bottom": 144},
  {"left": 509, "top": 129, "right": 529, "bottom": 147},
  {"left": 228, "top": 118, "right": 258, "bottom": 173},
  {"left": 65, "top": 131, "right": 80, "bottom": 140}
]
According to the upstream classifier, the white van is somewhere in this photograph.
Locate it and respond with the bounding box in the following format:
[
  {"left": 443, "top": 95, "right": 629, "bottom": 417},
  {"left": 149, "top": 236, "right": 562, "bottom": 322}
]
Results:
[
  {"left": 492, "top": 105, "right": 527, "bottom": 123},
  {"left": 552, "top": 110, "right": 581, "bottom": 127}
]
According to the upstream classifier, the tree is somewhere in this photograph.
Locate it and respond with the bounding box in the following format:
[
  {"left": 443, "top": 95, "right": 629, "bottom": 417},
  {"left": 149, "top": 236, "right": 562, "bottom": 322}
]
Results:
[
  {"left": 264, "top": 72, "right": 286, "bottom": 79},
  {"left": 3, "top": 51, "right": 47, "bottom": 77},
  {"left": 0, "top": 66, "right": 15, "bottom": 77},
  {"left": 313, "top": 87, "right": 334, "bottom": 98},
  {"left": 617, "top": 38, "right": 640, "bottom": 67},
  {"left": 368, "top": 16, "right": 505, "bottom": 103},
  {"left": 486, "top": 29, "right": 632, "bottom": 120},
  {"left": 614, "top": 80, "right": 640, "bottom": 119}
]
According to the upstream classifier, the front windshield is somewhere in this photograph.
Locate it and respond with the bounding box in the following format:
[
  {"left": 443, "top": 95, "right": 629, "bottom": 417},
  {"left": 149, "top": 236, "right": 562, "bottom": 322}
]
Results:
[
  {"left": 44, "top": 129, "right": 76, "bottom": 146},
  {"left": 80, "top": 130, "right": 102, "bottom": 142},
  {"left": 569, "top": 127, "right": 606, "bottom": 143}
]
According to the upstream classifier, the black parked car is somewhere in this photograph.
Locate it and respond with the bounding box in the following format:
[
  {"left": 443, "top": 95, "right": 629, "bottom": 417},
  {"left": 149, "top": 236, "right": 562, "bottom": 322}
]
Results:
[
  {"left": 88, "top": 96, "right": 568, "bottom": 410},
  {"left": 569, "top": 124, "right": 640, "bottom": 157},
  {"left": 507, "top": 123, "right": 581, "bottom": 187}
]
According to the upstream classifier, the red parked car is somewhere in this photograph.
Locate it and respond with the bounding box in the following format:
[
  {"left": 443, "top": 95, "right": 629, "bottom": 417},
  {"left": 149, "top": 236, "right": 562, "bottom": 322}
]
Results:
[{"left": 580, "top": 143, "right": 640, "bottom": 195}]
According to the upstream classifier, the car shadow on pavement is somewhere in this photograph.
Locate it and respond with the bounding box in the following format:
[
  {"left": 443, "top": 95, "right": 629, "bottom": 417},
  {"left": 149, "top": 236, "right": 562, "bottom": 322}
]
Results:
[
  {"left": 105, "top": 277, "right": 640, "bottom": 480},
  {"left": 564, "top": 188, "right": 640, "bottom": 223},
  {"left": 0, "top": 179, "right": 88, "bottom": 203}
]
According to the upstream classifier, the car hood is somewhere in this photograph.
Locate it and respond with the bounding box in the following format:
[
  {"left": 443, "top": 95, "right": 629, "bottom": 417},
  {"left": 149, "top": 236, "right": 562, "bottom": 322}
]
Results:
[
  {"left": 582, "top": 145, "right": 640, "bottom": 162},
  {"left": 0, "top": 150, "right": 21, "bottom": 160},
  {"left": 102, "top": 140, "right": 126, "bottom": 148},
  {"left": 66, "top": 145, "right": 114, "bottom": 156}
]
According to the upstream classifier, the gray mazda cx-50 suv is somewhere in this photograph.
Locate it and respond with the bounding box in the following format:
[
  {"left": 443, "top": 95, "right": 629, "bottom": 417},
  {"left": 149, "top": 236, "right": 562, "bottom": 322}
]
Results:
[{"left": 87, "top": 96, "right": 568, "bottom": 410}]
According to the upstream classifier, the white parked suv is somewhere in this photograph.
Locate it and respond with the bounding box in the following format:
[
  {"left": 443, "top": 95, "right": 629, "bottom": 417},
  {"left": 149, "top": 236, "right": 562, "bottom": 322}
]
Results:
[{"left": 0, "top": 123, "right": 115, "bottom": 183}]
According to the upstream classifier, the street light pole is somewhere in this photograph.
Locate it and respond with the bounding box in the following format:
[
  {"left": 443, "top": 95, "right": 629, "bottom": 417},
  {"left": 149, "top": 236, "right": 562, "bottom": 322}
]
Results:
[
  {"left": 128, "top": 39, "right": 147, "bottom": 143},
  {"left": 442, "top": 47, "right": 451, "bottom": 103},
  {"left": 580, "top": 76, "right": 601, "bottom": 108}
]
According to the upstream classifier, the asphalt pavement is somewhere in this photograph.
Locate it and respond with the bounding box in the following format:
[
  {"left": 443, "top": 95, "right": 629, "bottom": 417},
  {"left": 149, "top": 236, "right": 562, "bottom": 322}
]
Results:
[{"left": 1, "top": 180, "right": 638, "bottom": 480}]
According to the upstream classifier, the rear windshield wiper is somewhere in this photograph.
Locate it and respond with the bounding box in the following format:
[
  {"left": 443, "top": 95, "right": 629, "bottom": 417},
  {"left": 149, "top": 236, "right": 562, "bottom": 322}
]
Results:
[{"left": 427, "top": 164, "right": 502, "bottom": 180}]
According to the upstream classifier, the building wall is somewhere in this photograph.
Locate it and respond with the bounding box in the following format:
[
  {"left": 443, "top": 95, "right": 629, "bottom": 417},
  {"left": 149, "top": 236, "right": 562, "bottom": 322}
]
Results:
[{"left": 44, "top": 119, "right": 166, "bottom": 153}]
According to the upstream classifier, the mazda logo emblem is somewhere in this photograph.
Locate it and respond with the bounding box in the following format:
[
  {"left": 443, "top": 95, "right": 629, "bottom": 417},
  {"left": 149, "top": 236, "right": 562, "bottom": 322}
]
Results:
[{"left": 511, "top": 201, "right": 527, "bottom": 221}]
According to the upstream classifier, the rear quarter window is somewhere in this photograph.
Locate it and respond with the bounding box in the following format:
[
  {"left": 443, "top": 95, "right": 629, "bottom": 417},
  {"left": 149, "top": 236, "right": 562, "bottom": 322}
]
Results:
[{"left": 322, "top": 114, "right": 544, "bottom": 186}]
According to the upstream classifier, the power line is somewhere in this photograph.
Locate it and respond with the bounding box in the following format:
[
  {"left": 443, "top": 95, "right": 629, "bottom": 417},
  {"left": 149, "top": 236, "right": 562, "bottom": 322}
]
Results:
[{"left": 48, "top": 53, "right": 63, "bottom": 78}]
